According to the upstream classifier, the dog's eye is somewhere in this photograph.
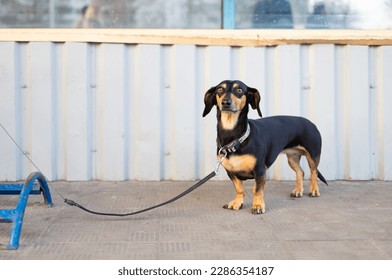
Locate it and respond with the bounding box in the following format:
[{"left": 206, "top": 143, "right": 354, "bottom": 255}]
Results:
[
  {"left": 236, "top": 88, "right": 243, "bottom": 94},
  {"left": 216, "top": 87, "right": 224, "bottom": 95}
]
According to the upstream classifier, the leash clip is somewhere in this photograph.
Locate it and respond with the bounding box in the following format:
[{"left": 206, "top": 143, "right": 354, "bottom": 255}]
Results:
[{"left": 214, "top": 148, "right": 228, "bottom": 175}]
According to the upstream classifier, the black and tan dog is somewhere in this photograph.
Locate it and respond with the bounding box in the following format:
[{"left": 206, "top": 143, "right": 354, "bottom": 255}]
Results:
[{"left": 203, "top": 80, "right": 327, "bottom": 214}]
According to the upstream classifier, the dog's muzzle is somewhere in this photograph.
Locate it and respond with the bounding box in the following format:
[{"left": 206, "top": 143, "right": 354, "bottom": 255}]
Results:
[{"left": 221, "top": 102, "right": 237, "bottom": 113}]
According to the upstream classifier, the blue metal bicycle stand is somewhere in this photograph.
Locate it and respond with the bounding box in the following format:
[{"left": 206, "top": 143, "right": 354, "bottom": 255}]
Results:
[{"left": 0, "top": 172, "right": 53, "bottom": 250}]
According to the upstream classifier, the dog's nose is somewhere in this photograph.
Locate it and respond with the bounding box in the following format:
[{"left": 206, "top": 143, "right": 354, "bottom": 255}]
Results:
[{"left": 222, "top": 99, "right": 232, "bottom": 107}]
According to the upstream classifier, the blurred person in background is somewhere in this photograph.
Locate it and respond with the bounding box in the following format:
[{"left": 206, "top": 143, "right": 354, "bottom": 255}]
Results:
[
  {"left": 75, "top": 0, "right": 129, "bottom": 28},
  {"left": 306, "top": 2, "right": 329, "bottom": 29}
]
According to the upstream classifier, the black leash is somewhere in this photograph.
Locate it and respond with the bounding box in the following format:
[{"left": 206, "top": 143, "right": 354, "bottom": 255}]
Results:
[
  {"left": 1, "top": 120, "right": 228, "bottom": 218},
  {"left": 63, "top": 148, "right": 227, "bottom": 217},
  {"left": 64, "top": 171, "right": 217, "bottom": 217},
  {"left": 64, "top": 151, "right": 227, "bottom": 216}
]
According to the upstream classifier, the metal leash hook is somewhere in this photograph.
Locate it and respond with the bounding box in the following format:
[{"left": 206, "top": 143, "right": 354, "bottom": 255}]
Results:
[{"left": 214, "top": 148, "right": 228, "bottom": 175}]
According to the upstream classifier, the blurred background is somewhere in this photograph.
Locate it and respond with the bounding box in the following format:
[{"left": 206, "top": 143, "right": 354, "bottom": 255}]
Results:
[{"left": 0, "top": 0, "right": 391, "bottom": 29}]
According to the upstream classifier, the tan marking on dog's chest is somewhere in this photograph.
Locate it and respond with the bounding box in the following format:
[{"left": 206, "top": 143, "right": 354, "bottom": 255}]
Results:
[{"left": 221, "top": 154, "right": 257, "bottom": 173}]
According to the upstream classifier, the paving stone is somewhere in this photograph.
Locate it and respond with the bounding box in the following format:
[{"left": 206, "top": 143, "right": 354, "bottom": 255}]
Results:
[{"left": 1, "top": 180, "right": 392, "bottom": 259}]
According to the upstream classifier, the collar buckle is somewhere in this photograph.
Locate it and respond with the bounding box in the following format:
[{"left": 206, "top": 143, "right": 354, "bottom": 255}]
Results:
[{"left": 218, "top": 123, "right": 251, "bottom": 155}]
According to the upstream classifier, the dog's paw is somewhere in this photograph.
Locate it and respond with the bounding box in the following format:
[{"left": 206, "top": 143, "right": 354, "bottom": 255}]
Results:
[
  {"left": 251, "top": 196, "right": 265, "bottom": 214},
  {"left": 309, "top": 190, "right": 320, "bottom": 197},
  {"left": 290, "top": 188, "right": 303, "bottom": 198},
  {"left": 251, "top": 203, "right": 265, "bottom": 215},
  {"left": 309, "top": 183, "right": 320, "bottom": 197},
  {"left": 223, "top": 199, "right": 243, "bottom": 210}
]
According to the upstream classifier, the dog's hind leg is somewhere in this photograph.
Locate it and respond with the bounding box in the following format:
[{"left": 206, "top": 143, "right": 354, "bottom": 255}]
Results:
[
  {"left": 223, "top": 174, "right": 244, "bottom": 210},
  {"left": 304, "top": 154, "right": 320, "bottom": 197},
  {"left": 252, "top": 174, "right": 266, "bottom": 214},
  {"left": 287, "top": 153, "right": 304, "bottom": 198}
]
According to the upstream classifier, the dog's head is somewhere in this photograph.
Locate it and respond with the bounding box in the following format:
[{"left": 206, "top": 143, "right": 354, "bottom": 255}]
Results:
[{"left": 202, "top": 80, "right": 262, "bottom": 118}]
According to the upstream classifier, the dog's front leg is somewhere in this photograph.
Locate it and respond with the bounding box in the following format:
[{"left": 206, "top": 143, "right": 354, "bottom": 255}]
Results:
[
  {"left": 252, "top": 174, "right": 266, "bottom": 214},
  {"left": 223, "top": 174, "right": 244, "bottom": 210}
]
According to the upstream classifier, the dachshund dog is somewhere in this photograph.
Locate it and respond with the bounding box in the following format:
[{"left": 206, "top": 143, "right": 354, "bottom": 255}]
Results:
[{"left": 202, "top": 80, "right": 327, "bottom": 214}]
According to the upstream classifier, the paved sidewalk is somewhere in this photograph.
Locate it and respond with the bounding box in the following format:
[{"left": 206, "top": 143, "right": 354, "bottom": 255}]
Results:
[{"left": 1, "top": 180, "right": 392, "bottom": 259}]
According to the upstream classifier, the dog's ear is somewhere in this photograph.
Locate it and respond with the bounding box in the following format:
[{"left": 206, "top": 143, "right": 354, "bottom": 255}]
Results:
[
  {"left": 247, "top": 87, "right": 262, "bottom": 117},
  {"left": 202, "top": 86, "right": 217, "bottom": 117}
]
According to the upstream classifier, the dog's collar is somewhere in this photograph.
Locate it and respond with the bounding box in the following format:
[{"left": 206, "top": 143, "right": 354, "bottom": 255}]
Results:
[{"left": 217, "top": 123, "right": 251, "bottom": 154}]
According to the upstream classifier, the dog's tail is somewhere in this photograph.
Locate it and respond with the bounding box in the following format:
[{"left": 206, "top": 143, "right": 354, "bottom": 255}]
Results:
[{"left": 317, "top": 170, "right": 328, "bottom": 186}]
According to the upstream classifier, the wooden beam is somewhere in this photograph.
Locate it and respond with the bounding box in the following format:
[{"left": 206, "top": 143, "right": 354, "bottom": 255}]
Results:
[{"left": 0, "top": 29, "right": 392, "bottom": 46}]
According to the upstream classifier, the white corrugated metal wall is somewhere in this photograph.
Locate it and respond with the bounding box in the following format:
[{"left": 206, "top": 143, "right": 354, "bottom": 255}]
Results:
[{"left": 1, "top": 41, "right": 392, "bottom": 181}]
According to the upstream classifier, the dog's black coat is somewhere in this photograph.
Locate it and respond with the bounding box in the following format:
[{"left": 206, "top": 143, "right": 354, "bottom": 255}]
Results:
[{"left": 230, "top": 116, "right": 326, "bottom": 181}]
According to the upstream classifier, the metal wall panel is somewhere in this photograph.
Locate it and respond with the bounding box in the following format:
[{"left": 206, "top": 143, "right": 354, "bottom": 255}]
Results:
[
  {"left": 0, "top": 42, "right": 18, "bottom": 180},
  {"left": 1, "top": 42, "right": 392, "bottom": 181}
]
